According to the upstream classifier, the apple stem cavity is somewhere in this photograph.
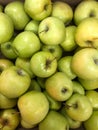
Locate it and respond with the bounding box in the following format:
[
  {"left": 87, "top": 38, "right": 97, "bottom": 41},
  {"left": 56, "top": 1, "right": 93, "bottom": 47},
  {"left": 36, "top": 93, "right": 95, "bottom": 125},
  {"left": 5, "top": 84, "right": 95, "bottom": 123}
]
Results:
[
  {"left": 39, "top": 25, "right": 49, "bottom": 33},
  {"left": 61, "top": 87, "right": 68, "bottom": 94},
  {"left": 45, "top": 57, "right": 56, "bottom": 70},
  {"left": 17, "top": 69, "right": 24, "bottom": 76},
  {"left": 89, "top": 11, "right": 96, "bottom": 17},
  {"left": 65, "top": 103, "right": 78, "bottom": 109},
  {"left": 94, "top": 58, "right": 98, "bottom": 65}
]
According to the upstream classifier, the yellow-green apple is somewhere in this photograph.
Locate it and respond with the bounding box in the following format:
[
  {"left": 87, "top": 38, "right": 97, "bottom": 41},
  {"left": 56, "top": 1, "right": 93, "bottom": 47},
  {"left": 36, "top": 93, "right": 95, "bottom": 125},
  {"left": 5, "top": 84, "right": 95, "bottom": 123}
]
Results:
[
  {"left": 60, "top": 25, "right": 77, "bottom": 52},
  {"left": 38, "top": 16, "right": 66, "bottom": 45},
  {"left": 41, "top": 44, "right": 63, "bottom": 60},
  {"left": 58, "top": 56, "right": 76, "bottom": 80},
  {"left": 24, "top": 20, "right": 40, "bottom": 34},
  {"left": 0, "top": 66, "right": 31, "bottom": 98},
  {"left": 75, "top": 17, "right": 98, "bottom": 48},
  {"left": 17, "top": 90, "right": 49, "bottom": 126},
  {"left": 51, "top": 1, "right": 73, "bottom": 25},
  {"left": 24, "top": 0, "right": 52, "bottom": 21},
  {"left": 0, "top": 108, "right": 20, "bottom": 130},
  {"left": 83, "top": 110, "right": 98, "bottom": 130},
  {"left": 71, "top": 48, "right": 98, "bottom": 80},
  {"left": 0, "top": 12, "right": 14, "bottom": 44},
  {"left": 38, "top": 110, "right": 69, "bottom": 130},
  {"left": 45, "top": 72, "right": 73, "bottom": 101},
  {"left": 0, "top": 93, "right": 17, "bottom": 109},
  {"left": 74, "top": 0, "right": 98, "bottom": 25},
  {"left": 85, "top": 90, "right": 98, "bottom": 110},
  {"left": 12, "top": 31, "right": 41, "bottom": 58},
  {"left": 4, "top": 1, "right": 30, "bottom": 30},
  {"left": 64, "top": 93, "right": 93, "bottom": 121},
  {"left": 30, "top": 51, "right": 57, "bottom": 78}
]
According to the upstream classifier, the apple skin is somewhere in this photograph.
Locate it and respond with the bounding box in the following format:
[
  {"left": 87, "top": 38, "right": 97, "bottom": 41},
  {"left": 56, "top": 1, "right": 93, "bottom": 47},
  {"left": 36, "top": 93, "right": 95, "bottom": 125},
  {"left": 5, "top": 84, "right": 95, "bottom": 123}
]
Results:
[
  {"left": 0, "top": 4, "right": 3, "bottom": 12},
  {"left": 0, "top": 108, "right": 20, "bottom": 130},
  {"left": 12, "top": 31, "right": 41, "bottom": 58},
  {"left": 0, "top": 12, "right": 14, "bottom": 44},
  {"left": 71, "top": 48, "right": 98, "bottom": 80},
  {"left": 30, "top": 51, "right": 57, "bottom": 78},
  {"left": 38, "top": 16, "right": 66, "bottom": 45},
  {"left": 64, "top": 93, "right": 93, "bottom": 121},
  {"left": 51, "top": 1, "right": 73, "bottom": 25},
  {"left": 45, "top": 72, "right": 73, "bottom": 101},
  {"left": 17, "top": 90, "right": 49, "bottom": 125},
  {"left": 24, "top": 0, "right": 52, "bottom": 21},
  {"left": 75, "top": 17, "right": 98, "bottom": 48},
  {"left": 74, "top": 0, "right": 98, "bottom": 25},
  {"left": 83, "top": 110, "right": 98, "bottom": 130},
  {"left": 0, "top": 66, "right": 31, "bottom": 98},
  {"left": 4, "top": 1, "right": 30, "bottom": 30}
]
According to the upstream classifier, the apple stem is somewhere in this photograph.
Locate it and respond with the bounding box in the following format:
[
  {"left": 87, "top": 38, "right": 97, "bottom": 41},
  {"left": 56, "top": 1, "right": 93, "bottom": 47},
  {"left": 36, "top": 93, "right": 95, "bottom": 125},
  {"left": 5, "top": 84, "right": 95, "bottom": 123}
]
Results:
[
  {"left": 39, "top": 26, "right": 49, "bottom": 33},
  {"left": 45, "top": 57, "right": 56, "bottom": 70}
]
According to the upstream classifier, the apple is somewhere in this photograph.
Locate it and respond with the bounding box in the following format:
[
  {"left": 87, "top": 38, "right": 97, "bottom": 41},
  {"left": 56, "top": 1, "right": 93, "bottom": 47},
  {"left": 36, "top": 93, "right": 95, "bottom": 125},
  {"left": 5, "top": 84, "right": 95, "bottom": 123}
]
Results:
[
  {"left": 17, "top": 90, "right": 49, "bottom": 126},
  {"left": 75, "top": 17, "right": 98, "bottom": 48},
  {"left": 83, "top": 110, "right": 98, "bottom": 130},
  {"left": 45, "top": 72, "right": 73, "bottom": 101},
  {"left": 85, "top": 90, "right": 98, "bottom": 110},
  {"left": 71, "top": 48, "right": 98, "bottom": 80},
  {"left": 38, "top": 110, "right": 69, "bottom": 130},
  {"left": 51, "top": 1, "right": 73, "bottom": 25},
  {"left": 0, "top": 4, "right": 3, "bottom": 12},
  {"left": 30, "top": 51, "right": 57, "bottom": 78},
  {"left": 58, "top": 56, "right": 77, "bottom": 80},
  {"left": 0, "top": 12, "right": 14, "bottom": 44},
  {"left": 37, "top": 77, "right": 46, "bottom": 89},
  {"left": 41, "top": 44, "right": 63, "bottom": 60},
  {"left": 74, "top": 0, "right": 98, "bottom": 25},
  {"left": 12, "top": 31, "right": 41, "bottom": 58},
  {"left": 0, "top": 66, "right": 31, "bottom": 98},
  {"left": 64, "top": 93, "right": 93, "bottom": 121},
  {"left": 60, "top": 25, "right": 77, "bottom": 52},
  {"left": 24, "top": 0, "right": 52, "bottom": 21},
  {"left": 38, "top": 16, "right": 66, "bottom": 45},
  {"left": 24, "top": 20, "right": 40, "bottom": 34},
  {"left": 0, "top": 93, "right": 17, "bottom": 109},
  {"left": 0, "top": 108, "right": 20, "bottom": 130}
]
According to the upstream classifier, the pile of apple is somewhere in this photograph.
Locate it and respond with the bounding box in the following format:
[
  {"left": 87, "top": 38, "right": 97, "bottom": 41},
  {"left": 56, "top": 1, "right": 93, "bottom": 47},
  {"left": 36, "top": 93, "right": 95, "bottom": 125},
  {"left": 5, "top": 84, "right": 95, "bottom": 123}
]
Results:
[{"left": 0, "top": 0, "right": 98, "bottom": 130}]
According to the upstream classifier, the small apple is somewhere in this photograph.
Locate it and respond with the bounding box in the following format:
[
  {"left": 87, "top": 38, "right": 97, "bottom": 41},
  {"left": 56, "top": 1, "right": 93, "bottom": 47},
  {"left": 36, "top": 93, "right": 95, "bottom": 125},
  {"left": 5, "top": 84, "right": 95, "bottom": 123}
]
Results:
[
  {"left": 74, "top": 0, "right": 98, "bottom": 25},
  {"left": 0, "top": 12, "right": 14, "bottom": 44},
  {"left": 64, "top": 93, "right": 93, "bottom": 121},
  {"left": 24, "top": 0, "right": 52, "bottom": 21},
  {"left": 71, "top": 48, "right": 98, "bottom": 80},
  {"left": 38, "top": 16, "right": 66, "bottom": 45},
  {"left": 12, "top": 31, "right": 41, "bottom": 58},
  {"left": 0, "top": 66, "right": 31, "bottom": 98},
  {"left": 45, "top": 72, "right": 73, "bottom": 101},
  {"left": 4, "top": 1, "right": 30, "bottom": 30},
  {"left": 51, "top": 1, "right": 73, "bottom": 25},
  {"left": 0, "top": 108, "right": 20, "bottom": 130},
  {"left": 30, "top": 51, "right": 57, "bottom": 78}
]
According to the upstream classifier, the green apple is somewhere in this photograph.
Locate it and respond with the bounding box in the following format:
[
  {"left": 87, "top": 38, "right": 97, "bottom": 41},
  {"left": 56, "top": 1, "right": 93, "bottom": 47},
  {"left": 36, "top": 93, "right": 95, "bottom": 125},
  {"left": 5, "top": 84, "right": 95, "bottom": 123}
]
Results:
[
  {"left": 60, "top": 25, "right": 77, "bottom": 52},
  {"left": 15, "top": 57, "right": 35, "bottom": 78},
  {"left": 74, "top": 0, "right": 98, "bottom": 25},
  {"left": 30, "top": 51, "right": 57, "bottom": 78},
  {"left": 45, "top": 72, "right": 73, "bottom": 101},
  {"left": 51, "top": 1, "right": 73, "bottom": 25},
  {"left": 64, "top": 93, "right": 93, "bottom": 121},
  {"left": 41, "top": 44, "right": 63, "bottom": 60},
  {"left": 71, "top": 48, "right": 98, "bottom": 80},
  {"left": 85, "top": 90, "right": 98, "bottom": 110},
  {"left": 78, "top": 77, "right": 98, "bottom": 90},
  {"left": 24, "top": 0, "right": 52, "bottom": 21},
  {"left": 0, "top": 66, "right": 31, "bottom": 98},
  {"left": 37, "top": 77, "right": 46, "bottom": 89},
  {"left": 0, "top": 93, "right": 17, "bottom": 109},
  {"left": 0, "top": 108, "right": 20, "bottom": 130},
  {"left": 24, "top": 20, "right": 40, "bottom": 34},
  {"left": 83, "top": 110, "right": 98, "bottom": 130},
  {"left": 18, "top": 90, "right": 49, "bottom": 125},
  {"left": 12, "top": 31, "right": 41, "bottom": 58},
  {"left": 0, "top": 12, "right": 14, "bottom": 44},
  {"left": 75, "top": 17, "right": 98, "bottom": 48},
  {"left": 4, "top": 1, "right": 30, "bottom": 30},
  {"left": 38, "top": 110, "right": 69, "bottom": 130},
  {"left": 58, "top": 56, "right": 77, "bottom": 80},
  {"left": 38, "top": 16, "right": 66, "bottom": 45}
]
